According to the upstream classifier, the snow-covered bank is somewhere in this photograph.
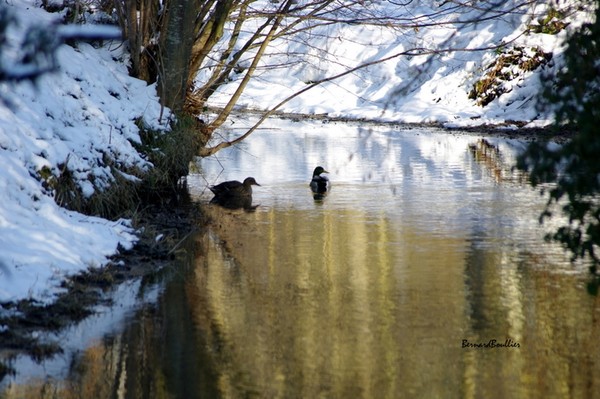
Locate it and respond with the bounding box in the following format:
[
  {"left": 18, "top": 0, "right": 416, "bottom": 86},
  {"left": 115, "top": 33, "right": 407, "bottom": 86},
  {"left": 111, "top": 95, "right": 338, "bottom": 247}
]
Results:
[
  {"left": 0, "top": 2, "right": 167, "bottom": 303},
  {"left": 202, "top": 0, "right": 593, "bottom": 128}
]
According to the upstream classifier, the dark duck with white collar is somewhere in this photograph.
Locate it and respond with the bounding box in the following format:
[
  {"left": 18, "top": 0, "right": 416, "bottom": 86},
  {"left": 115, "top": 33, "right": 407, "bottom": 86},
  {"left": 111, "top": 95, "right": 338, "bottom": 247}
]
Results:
[{"left": 310, "top": 166, "right": 329, "bottom": 199}]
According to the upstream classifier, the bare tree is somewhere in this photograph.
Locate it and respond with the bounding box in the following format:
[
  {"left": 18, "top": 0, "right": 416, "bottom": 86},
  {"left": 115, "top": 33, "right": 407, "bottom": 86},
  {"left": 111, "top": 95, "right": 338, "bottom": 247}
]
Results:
[
  {"left": 114, "top": 0, "right": 556, "bottom": 154},
  {"left": 114, "top": 0, "right": 161, "bottom": 83}
]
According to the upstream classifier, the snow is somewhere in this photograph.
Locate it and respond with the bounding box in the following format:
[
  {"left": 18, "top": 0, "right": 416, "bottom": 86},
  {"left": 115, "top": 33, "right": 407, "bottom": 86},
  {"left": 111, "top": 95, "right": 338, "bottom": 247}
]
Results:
[
  {"left": 0, "top": 0, "right": 592, "bottom": 304},
  {"left": 0, "top": 1, "right": 168, "bottom": 304},
  {"left": 201, "top": 0, "right": 592, "bottom": 127}
]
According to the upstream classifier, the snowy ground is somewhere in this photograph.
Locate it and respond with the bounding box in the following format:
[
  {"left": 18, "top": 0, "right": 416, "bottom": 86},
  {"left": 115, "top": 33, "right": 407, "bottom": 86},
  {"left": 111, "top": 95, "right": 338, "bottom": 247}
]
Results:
[
  {"left": 0, "top": 0, "right": 591, "bottom": 305},
  {"left": 0, "top": 2, "right": 167, "bottom": 304},
  {"left": 201, "top": 0, "right": 592, "bottom": 128}
]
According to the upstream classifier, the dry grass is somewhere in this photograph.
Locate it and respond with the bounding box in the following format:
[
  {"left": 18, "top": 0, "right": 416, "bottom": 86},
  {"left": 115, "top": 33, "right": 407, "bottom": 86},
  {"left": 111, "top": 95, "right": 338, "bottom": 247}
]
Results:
[
  {"left": 37, "top": 157, "right": 143, "bottom": 220},
  {"left": 468, "top": 46, "right": 552, "bottom": 106},
  {"left": 35, "top": 114, "right": 202, "bottom": 219},
  {"left": 137, "top": 114, "right": 202, "bottom": 199},
  {"left": 529, "top": 7, "right": 569, "bottom": 35}
]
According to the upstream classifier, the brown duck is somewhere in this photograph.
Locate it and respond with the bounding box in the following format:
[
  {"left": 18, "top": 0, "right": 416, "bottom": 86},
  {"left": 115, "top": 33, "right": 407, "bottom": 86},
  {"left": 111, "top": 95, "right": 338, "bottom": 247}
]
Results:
[
  {"left": 210, "top": 177, "right": 261, "bottom": 198},
  {"left": 209, "top": 177, "right": 261, "bottom": 210}
]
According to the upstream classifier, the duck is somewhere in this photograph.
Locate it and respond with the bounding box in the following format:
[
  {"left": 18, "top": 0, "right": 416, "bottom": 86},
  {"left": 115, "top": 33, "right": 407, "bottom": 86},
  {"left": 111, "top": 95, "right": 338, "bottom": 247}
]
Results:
[
  {"left": 310, "top": 166, "right": 329, "bottom": 199},
  {"left": 210, "top": 177, "right": 261, "bottom": 198}
]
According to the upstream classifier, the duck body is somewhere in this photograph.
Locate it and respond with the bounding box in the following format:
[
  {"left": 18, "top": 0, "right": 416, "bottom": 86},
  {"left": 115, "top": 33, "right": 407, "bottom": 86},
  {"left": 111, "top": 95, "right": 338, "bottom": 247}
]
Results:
[
  {"left": 210, "top": 177, "right": 261, "bottom": 210},
  {"left": 210, "top": 177, "right": 260, "bottom": 198},
  {"left": 309, "top": 166, "right": 329, "bottom": 199}
]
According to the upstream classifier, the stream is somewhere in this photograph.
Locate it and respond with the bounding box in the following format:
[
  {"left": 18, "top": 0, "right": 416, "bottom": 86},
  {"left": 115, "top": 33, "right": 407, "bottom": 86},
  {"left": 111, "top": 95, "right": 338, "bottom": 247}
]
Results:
[{"left": 2, "top": 121, "right": 598, "bottom": 399}]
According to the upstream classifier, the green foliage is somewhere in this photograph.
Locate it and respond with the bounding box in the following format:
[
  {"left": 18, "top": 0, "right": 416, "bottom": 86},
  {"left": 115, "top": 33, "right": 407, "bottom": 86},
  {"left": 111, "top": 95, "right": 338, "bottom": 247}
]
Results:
[{"left": 517, "top": 1, "right": 600, "bottom": 270}]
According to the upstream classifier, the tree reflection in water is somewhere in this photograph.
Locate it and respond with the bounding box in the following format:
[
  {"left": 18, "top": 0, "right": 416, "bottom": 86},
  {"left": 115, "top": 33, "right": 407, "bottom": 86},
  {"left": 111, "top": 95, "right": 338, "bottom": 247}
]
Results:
[{"left": 3, "top": 127, "right": 599, "bottom": 398}]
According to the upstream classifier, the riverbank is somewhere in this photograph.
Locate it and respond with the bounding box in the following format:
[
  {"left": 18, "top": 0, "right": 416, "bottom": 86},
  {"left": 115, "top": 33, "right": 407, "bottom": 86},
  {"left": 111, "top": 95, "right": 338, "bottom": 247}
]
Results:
[
  {"left": 213, "top": 106, "right": 577, "bottom": 143},
  {"left": 0, "top": 194, "right": 206, "bottom": 380}
]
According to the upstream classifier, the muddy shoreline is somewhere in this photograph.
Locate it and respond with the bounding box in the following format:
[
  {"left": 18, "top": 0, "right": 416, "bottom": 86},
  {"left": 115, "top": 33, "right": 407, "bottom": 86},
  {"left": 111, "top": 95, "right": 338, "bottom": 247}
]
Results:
[
  {"left": 0, "top": 121, "right": 575, "bottom": 381},
  {"left": 0, "top": 194, "right": 206, "bottom": 380}
]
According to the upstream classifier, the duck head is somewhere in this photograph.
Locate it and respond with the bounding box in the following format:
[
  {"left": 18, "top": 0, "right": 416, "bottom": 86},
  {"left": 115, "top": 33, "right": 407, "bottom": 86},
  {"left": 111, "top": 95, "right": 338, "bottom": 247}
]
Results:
[
  {"left": 243, "top": 177, "right": 261, "bottom": 187},
  {"left": 312, "top": 166, "right": 329, "bottom": 177}
]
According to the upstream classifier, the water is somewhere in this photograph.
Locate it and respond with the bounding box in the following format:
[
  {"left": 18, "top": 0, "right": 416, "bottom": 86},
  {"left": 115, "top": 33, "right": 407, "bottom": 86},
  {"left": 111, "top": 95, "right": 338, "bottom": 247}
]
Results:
[{"left": 2, "top": 122, "right": 599, "bottom": 398}]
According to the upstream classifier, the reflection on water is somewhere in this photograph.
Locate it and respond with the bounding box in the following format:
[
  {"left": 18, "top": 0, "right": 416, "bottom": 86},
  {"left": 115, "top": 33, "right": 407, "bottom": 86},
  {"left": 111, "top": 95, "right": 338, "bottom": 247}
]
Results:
[
  {"left": 210, "top": 194, "right": 257, "bottom": 211},
  {"left": 3, "top": 123, "right": 600, "bottom": 398}
]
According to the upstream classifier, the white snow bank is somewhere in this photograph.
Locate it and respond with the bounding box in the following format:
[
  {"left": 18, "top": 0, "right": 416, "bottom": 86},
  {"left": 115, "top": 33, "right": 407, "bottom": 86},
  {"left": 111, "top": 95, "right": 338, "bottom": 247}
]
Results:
[
  {"left": 0, "top": 2, "right": 168, "bottom": 303},
  {"left": 201, "top": 0, "right": 593, "bottom": 127}
]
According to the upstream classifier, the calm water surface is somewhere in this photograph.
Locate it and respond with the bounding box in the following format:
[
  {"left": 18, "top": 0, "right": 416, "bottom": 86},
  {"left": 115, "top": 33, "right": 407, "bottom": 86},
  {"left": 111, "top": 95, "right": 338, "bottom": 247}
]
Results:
[{"left": 2, "top": 122, "right": 600, "bottom": 398}]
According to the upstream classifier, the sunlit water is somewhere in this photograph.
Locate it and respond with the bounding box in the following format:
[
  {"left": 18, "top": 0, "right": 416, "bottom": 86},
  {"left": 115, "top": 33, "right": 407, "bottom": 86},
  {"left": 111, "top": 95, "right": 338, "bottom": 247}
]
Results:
[
  {"left": 186, "top": 123, "right": 599, "bottom": 398},
  {"left": 3, "top": 122, "right": 600, "bottom": 398}
]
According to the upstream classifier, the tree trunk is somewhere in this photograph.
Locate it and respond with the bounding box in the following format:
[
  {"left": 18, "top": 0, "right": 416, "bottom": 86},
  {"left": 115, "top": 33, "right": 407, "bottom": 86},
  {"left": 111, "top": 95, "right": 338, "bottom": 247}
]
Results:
[
  {"left": 159, "top": 0, "right": 197, "bottom": 113},
  {"left": 115, "top": 0, "right": 160, "bottom": 83},
  {"left": 187, "top": 0, "right": 237, "bottom": 88}
]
